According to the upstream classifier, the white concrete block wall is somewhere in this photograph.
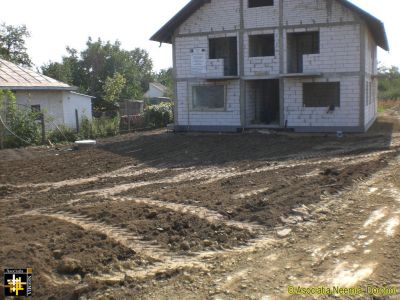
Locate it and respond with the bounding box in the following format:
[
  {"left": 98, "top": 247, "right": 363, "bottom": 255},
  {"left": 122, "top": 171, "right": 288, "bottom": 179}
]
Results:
[
  {"left": 15, "top": 91, "right": 64, "bottom": 130},
  {"left": 62, "top": 92, "right": 93, "bottom": 130},
  {"left": 176, "top": 80, "right": 241, "bottom": 127},
  {"left": 364, "top": 76, "right": 377, "bottom": 127},
  {"left": 283, "top": 0, "right": 355, "bottom": 26},
  {"left": 171, "top": 0, "right": 371, "bottom": 131},
  {"left": 175, "top": 34, "right": 238, "bottom": 79},
  {"left": 244, "top": 30, "right": 280, "bottom": 76},
  {"left": 243, "top": 0, "right": 278, "bottom": 28},
  {"left": 207, "top": 59, "right": 225, "bottom": 77},
  {"left": 283, "top": 25, "right": 360, "bottom": 74},
  {"left": 179, "top": 0, "right": 240, "bottom": 34},
  {"left": 365, "top": 29, "right": 378, "bottom": 76},
  {"left": 284, "top": 76, "right": 360, "bottom": 128},
  {"left": 175, "top": 36, "right": 208, "bottom": 79}
]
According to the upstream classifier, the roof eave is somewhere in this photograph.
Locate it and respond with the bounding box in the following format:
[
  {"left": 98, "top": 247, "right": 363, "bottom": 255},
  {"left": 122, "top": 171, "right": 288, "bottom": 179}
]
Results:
[
  {"left": 0, "top": 86, "right": 77, "bottom": 91},
  {"left": 338, "top": 0, "right": 389, "bottom": 51},
  {"left": 150, "top": 0, "right": 389, "bottom": 51},
  {"left": 150, "top": 0, "right": 210, "bottom": 44}
]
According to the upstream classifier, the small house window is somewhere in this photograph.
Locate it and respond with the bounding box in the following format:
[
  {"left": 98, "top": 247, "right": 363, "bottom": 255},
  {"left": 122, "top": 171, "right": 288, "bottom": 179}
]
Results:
[
  {"left": 31, "top": 105, "right": 41, "bottom": 113},
  {"left": 249, "top": 34, "right": 275, "bottom": 57},
  {"left": 249, "top": 0, "right": 273, "bottom": 8},
  {"left": 192, "top": 85, "right": 225, "bottom": 110},
  {"left": 303, "top": 82, "right": 340, "bottom": 107}
]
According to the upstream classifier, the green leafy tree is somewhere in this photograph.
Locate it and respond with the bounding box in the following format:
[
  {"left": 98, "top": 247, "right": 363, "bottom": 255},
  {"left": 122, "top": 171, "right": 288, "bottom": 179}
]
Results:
[
  {"left": 103, "top": 72, "right": 126, "bottom": 104},
  {"left": 42, "top": 38, "right": 154, "bottom": 111},
  {"left": 42, "top": 47, "right": 83, "bottom": 87},
  {"left": 378, "top": 65, "right": 400, "bottom": 100},
  {"left": 155, "top": 68, "right": 174, "bottom": 98},
  {"left": 0, "top": 23, "right": 32, "bottom": 66}
]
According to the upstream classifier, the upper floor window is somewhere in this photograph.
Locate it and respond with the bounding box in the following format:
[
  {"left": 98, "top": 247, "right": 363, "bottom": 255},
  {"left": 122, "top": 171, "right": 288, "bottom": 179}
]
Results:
[
  {"left": 287, "top": 31, "right": 320, "bottom": 73},
  {"left": 209, "top": 37, "right": 238, "bottom": 76},
  {"left": 249, "top": 0, "right": 273, "bottom": 8},
  {"left": 249, "top": 34, "right": 275, "bottom": 57}
]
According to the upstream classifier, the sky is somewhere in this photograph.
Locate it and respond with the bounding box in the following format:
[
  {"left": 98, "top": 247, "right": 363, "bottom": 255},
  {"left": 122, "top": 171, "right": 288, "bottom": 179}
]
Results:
[{"left": 0, "top": 0, "right": 398, "bottom": 71}]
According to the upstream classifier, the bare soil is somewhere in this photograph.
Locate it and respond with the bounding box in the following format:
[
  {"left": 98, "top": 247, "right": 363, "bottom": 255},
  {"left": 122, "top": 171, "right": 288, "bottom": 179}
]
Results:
[{"left": 1, "top": 114, "right": 400, "bottom": 300}]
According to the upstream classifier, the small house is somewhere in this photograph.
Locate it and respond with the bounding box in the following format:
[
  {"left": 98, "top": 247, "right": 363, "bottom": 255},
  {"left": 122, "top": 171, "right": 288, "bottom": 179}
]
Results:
[{"left": 0, "top": 59, "right": 93, "bottom": 131}]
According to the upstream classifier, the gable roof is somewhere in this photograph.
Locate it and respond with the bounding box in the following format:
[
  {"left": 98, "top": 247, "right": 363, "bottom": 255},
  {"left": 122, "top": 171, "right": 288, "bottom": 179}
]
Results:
[
  {"left": 150, "top": 0, "right": 389, "bottom": 51},
  {"left": 149, "top": 82, "right": 168, "bottom": 93},
  {"left": 0, "top": 59, "right": 76, "bottom": 91}
]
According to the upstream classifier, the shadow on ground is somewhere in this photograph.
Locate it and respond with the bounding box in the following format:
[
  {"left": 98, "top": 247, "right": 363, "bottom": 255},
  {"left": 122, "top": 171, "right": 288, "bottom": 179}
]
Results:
[{"left": 99, "top": 119, "right": 396, "bottom": 169}]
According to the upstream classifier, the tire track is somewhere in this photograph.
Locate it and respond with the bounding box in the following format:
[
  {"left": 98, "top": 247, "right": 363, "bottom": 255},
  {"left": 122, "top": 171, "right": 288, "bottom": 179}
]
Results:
[{"left": 76, "top": 150, "right": 396, "bottom": 197}]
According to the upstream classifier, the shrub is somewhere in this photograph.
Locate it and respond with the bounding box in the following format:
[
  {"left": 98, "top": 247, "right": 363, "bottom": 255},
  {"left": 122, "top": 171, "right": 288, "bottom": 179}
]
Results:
[
  {"left": 144, "top": 102, "right": 174, "bottom": 128},
  {"left": 79, "top": 116, "right": 120, "bottom": 139},
  {"left": 48, "top": 125, "right": 77, "bottom": 143},
  {"left": 0, "top": 90, "right": 41, "bottom": 148}
]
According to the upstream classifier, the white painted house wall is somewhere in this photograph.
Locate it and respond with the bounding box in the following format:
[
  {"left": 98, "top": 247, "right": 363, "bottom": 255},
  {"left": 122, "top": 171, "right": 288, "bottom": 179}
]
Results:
[
  {"left": 15, "top": 91, "right": 65, "bottom": 130},
  {"left": 144, "top": 83, "right": 166, "bottom": 98},
  {"left": 15, "top": 90, "right": 92, "bottom": 131},
  {"left": 171, "top": 0, "right": 382, "bottom": 132},
  {"left": 62, "top": 92, "right": 93, "bottom": 130}
]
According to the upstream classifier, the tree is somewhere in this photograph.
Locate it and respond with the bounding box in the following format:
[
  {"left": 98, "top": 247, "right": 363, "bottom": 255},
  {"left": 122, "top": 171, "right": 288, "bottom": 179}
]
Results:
[
  {"left": 378, "top": 65, "right": 400, "bottom": 100},
  {"left": 42, "top": 37, "right": 154, "bottom": 111},
  {"left": 0, "top": 23, "right": 32, "bottom": 66},
  {"left": 103, "top": 72, "right": 126, "bottom": 104},
  {"left": 42, "top": 47, "right": 85, "bottom": 87},
  {"left": 155, "top": 68, "right": 174, "bottom": 98}
]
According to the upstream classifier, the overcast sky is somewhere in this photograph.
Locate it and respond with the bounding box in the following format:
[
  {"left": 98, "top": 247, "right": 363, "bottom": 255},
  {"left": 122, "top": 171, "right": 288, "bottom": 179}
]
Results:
[{"left": 0, "top": 0, "right": 398, "bottom": 71}]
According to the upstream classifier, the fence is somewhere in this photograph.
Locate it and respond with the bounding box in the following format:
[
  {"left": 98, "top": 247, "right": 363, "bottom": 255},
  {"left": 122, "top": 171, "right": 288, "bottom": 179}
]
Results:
[{"left": 0, "top": 101, "right": 174, "bottom": 149}]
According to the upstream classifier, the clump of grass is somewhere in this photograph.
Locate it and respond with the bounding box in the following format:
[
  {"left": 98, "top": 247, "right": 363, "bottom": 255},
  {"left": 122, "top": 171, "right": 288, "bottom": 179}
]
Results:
[{"left": 378, "top": 99, "right": 400, "bottom": 112}]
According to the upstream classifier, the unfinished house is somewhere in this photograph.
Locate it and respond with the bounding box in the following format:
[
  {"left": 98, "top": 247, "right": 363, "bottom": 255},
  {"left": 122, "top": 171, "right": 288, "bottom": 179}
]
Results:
[{"left": 151, "top": 0, "right": 389, "bottom": 132}]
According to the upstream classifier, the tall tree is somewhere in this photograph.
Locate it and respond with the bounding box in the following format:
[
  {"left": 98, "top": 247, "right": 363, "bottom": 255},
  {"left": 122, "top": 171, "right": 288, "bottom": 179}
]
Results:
[
  {"left": 42, "top": 37, "right": 154, "bottom": 111},
  {"left": 0, "top": 23, "right": 32, "bottom": 66},
  {"left": 378, "top": 65, "right": 400, "bottom": 100},
  {"left": 155, "top": 68, "right": 174, "bottom": 98},
  {"left": 103, "top": 72, "right": 126, "bottom": 104}
]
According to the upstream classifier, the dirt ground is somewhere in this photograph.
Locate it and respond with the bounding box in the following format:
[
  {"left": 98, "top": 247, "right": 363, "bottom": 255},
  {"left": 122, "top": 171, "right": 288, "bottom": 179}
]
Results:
[{"left": 1, "top": 111, "right": 400, "bottom": 300}]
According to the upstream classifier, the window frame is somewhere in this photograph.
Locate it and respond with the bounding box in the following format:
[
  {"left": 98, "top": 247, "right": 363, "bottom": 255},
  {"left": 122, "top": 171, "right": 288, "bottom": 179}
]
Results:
[
  {"left": 303, "top": 82, "right": 341, "bottom": 108},
  {"left": 191, "top": 84, "right": 227, "bottom": 112}
]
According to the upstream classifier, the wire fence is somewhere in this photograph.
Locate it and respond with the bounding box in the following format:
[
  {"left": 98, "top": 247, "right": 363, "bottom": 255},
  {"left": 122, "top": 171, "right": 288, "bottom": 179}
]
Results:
[{"left": 0, "top": 101, "right": 174, "bottom": 149}]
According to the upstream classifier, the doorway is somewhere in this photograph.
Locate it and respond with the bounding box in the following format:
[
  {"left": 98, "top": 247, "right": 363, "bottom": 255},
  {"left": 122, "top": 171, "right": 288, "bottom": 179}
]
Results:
[{"left": 247, "top": 79, "right": 280, "bottom": 126}]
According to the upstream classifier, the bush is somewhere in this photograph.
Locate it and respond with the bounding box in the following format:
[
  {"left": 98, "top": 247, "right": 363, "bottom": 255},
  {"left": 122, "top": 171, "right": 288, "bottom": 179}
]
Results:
[
  {"left": 144, "top": 102, "right": 174, "bottom": 128},
  {"left": 0, "top": 90, "right": 41, "bottom": 148},
  {"left": 48, "top": 125, "right": 77, "bottom": 143},
  {"left": 79, "top": 116, "right": 120, "bottom": 139}
]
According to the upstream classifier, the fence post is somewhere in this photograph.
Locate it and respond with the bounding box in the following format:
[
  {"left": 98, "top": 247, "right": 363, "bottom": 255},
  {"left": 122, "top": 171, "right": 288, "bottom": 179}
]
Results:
[
  {"left": 40, "top": 113, "right": 46, "bottom": 145},
  {"left": 75, "top": 109, "right": 80, "bottom": 133},
  {"left": 0, "top": 112, "right": 4, "bottom": 149},
  {"left": 0, "top": 103, "right": 6, "bottom": 149}
]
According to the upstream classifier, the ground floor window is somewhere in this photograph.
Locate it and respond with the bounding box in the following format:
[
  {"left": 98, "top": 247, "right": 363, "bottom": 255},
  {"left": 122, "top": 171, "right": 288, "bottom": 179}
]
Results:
[
  {"left": 192, "top": 85, "right": 225, "bottom": 110},
  {"left": 303, "top": 82, "right": 340, "bottom": 108}
]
